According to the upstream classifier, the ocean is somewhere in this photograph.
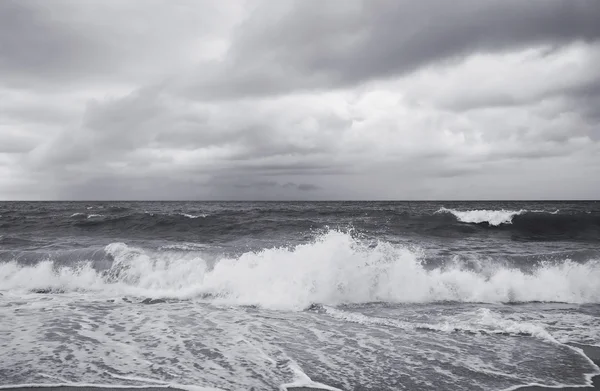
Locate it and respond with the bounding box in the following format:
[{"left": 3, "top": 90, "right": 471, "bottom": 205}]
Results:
[{"left": 1, "top": 201, "right": 599, "bottom": 390}]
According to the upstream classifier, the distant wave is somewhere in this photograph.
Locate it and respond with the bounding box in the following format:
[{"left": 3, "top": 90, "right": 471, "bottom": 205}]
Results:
[
  {"left": 179, "top": 213, "right": 207, "bottom": 219},
  {"left": 1, "top": 230, "right": 599, "bottom": 310},
  {"left": 436, "top": 207, "right": 525, "bottom": 226},
  {"left": 70, "top": 213, "right": 104, "bottom": 219},
  {"left": 435, "top": 207, "right": 600, "bottom": 239}
]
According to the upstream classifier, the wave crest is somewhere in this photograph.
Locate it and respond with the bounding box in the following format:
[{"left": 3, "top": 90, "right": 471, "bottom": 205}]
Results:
[{"left": 436, "top": 207, "right": 525, "bottom": 226}]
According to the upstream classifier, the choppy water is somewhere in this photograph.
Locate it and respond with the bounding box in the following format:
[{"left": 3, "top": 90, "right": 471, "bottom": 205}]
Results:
[{"left": 1, "top": 201, "right": 599, "bottom": 390}]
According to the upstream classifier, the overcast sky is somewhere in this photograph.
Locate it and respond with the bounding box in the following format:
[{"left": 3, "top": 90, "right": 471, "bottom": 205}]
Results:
[{"left": 1, "top": 0, "right": 599, "bottom": 200}]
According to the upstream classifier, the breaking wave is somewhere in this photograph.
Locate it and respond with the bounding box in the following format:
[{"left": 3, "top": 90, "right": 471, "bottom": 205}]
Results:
[
  {"left": 436, "top": 208, "right": 525, "bottom": 226},
  {"left": 435, "top": 208, "right": 600, "bottom": 239},
  {"left": 1, "top": 231, "right": 599, "bottom": 310}
]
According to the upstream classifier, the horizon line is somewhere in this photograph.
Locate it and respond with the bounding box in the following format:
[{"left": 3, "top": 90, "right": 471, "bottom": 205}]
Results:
[{"left": 0, "top": 199, "right": 598, "bottom": 202}]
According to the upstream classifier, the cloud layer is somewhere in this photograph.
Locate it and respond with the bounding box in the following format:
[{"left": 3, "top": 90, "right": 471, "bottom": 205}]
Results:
[{"left": 1, "top": 0, "right": 599, "bottom": 200}]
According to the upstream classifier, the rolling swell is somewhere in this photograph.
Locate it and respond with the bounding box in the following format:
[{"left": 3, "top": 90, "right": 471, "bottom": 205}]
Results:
[
  {"left": 1, "top": 202, "right": 599, "bottom": 248},
  {"left": 506, "top": 212, "right": 600, "bottom": 240}
]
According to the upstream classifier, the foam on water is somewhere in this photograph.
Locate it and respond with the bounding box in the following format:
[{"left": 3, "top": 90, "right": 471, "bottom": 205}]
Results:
[
  {"left": 321, "top": 307, "right": 557, "bottom": 342},
  {"left": 1, "top": 293, "right": 598, "bottom": 390},
  {"left": 0, "top": 383, "right": 225, "bottom": 391},
  {"left": 179, "top": 213, "right": 206, "bottom": 219},
  {"left": 1, "top": 231, "right": 599, "bottom": 310}
]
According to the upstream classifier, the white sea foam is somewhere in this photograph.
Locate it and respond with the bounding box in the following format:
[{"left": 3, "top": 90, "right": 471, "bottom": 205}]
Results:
[
  {"left": 532, "top": 209, "right": 560, "bottom": 214},
  {"left": 1, "top": 231, "right": 599, "bottom": 309},
  {"left": 321, "top": 307, "right": 557, "bottom": 342},
  {"left": 180, "top": 213, "right": 206, "bottom": 219},
  {"left": 144, "top": 212, "right": 206, "bottom": 218},
  {"left": 437, "top": 207, "right": 526, "bottom": 225},
  {"left": 0, "top": 383, "right": 224, "bottom": 391},
  {"left": 280, "top": 365, "right": 342, "bottom": 391},
  {"left": 70, "top": 212, "right": 104, "bottom": 219}
]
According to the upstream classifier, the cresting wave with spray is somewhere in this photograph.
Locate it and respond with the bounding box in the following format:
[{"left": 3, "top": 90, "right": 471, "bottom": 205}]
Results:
[{"left": 1, "top": 230, "right": 599, "bottom": 310}]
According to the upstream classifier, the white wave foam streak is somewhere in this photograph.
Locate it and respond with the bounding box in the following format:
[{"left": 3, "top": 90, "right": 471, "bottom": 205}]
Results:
[
  {"left": 322, "top": 307, "right": 556, "bottom": 342},
  {"left": 532, "top": 209, "right": 560, "bottom": 214},
  {"left": 450, "top": 308, "right": 557, "bottom": 342},
  {"left": 0, "top": 384, "right": 224, "bottom": 391},
  {"left": 437, "top": 207, "right": 525, "bottom": 225},
  {"left": 1, "top": 232, "right": 600, "bottom": 308},
  {"left": 180, "top": 213, "right": 206, "bottom": 219}
]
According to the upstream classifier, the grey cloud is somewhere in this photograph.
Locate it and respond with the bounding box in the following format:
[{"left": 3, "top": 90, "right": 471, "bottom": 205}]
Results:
[
  {"left": 445, "top": 59, "right": 600, "bottom": 114},
  {"left": 0, "top": 1, "right": 239, "bottom": 88},
  {"left": 24, "top": 87, "right": 351, "bottom": 196},
  {"left": 233, "top": 181, "right": 320, "bottom": 191},
  {"left": 0, "top": 1, "right": 105, "bottom": 85},
  {"left": 28, "top": 78, "right": 598, "bottom": 199},
  {"left": 181, "top": 0, "right": 600, "bottom": 98},
  {"left": 568, "top": 79, "right": 600, "bottom": 124},
  {"left": 3, "top": 1, "right": 600, "bottom": 200},
  {"left": 0, "top": 134, "right": 37, "bottom": 153},
  {"left": 295, "top": 183, "right": 320, "bottom": 191}
]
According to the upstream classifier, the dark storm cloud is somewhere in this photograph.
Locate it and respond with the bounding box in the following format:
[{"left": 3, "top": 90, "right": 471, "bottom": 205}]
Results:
[{"left": 182, "top": 0, "right": 600, "bottom": 98}]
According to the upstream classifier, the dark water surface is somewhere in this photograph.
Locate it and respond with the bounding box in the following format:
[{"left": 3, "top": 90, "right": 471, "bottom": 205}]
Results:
[{"left": 1, "top": 201, "right": 599, "bottom": 390}]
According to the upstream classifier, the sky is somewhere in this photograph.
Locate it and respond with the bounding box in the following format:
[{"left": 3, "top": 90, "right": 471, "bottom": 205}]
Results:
[{"left": 1, "top": 0, "right": 599, "bottom": 200}]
